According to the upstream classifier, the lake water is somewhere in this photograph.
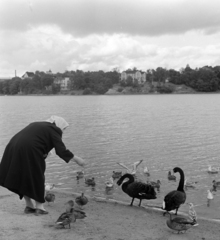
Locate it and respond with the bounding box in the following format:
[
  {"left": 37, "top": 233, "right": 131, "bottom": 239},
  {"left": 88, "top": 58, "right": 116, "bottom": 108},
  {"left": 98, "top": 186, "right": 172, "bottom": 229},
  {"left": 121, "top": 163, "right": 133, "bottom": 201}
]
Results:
[{"left": 1, "top": 94, "right": 220, "bottom": 220}]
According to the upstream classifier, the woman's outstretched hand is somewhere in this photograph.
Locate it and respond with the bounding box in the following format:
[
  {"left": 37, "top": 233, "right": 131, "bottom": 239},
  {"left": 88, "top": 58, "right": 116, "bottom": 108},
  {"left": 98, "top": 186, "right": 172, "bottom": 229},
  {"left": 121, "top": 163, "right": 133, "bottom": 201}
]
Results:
[{"left": 72, "top": 155, "right": 86, "bottom": 167}]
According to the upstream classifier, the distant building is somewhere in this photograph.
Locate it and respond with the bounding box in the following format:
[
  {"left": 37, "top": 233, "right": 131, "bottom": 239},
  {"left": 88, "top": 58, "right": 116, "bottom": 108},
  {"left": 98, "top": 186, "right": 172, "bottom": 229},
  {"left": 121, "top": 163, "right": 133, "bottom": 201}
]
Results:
[
  {"left": 54, "top": 76, "right": 70, "bottom": 91},
  {"left": 21, "top": 72, "right": 35, "bottom": 79},
  {"left": 46, "top": 69, "right": 53, "bottom": 75},
  {"left": 121, "top": 70, "right": 146, "bottom": 84}
]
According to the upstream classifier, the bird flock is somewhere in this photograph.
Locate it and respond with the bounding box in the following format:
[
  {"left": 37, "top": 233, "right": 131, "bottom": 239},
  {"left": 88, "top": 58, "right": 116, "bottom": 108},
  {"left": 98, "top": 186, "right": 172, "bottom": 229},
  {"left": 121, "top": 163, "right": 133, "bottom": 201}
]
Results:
[
  {"left": 45, "top": 161, "right": 220, "bottom": 233},
  {"left": 44, "top": 182, "right": 88, "bottom": 229},
  {"left": 56, "top": 199, "right": 87, "bottom": 229}
]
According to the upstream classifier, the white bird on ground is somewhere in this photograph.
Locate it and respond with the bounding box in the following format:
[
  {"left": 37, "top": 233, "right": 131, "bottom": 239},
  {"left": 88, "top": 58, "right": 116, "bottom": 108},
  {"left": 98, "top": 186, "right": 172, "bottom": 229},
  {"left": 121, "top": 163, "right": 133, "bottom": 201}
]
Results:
[
  {"left": 207, "top": 189, "right": 214, "bottom": 200},
  {"left": 117, "top": 160, "right": 143, "bottom": 175},
  {"left": 143, "top": 166, "right": 150, "bottom": 176},
  {"left": 187, "top": 203, "right": 197, "bottom": 223},
  {"left": 207, "top": 189, "right": 214, "bottom": 207}
]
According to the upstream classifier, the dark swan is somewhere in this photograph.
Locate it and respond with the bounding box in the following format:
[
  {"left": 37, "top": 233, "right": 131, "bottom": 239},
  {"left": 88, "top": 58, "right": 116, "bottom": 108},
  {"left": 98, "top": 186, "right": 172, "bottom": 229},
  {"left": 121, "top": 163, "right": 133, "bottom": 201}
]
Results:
[
  {"left": 117, "top": 173, "right": 157, "bottom": 207},
  {"left": 162, "top": 167, "right": 186, "bottom": 216}
]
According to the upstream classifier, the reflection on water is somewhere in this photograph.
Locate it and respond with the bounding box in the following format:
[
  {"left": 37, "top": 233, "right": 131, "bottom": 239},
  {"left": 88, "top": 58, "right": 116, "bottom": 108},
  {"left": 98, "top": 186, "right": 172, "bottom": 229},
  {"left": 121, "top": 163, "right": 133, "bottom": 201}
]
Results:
[{"left": 1, "top": 95, "right": 220, "bottom": 219}]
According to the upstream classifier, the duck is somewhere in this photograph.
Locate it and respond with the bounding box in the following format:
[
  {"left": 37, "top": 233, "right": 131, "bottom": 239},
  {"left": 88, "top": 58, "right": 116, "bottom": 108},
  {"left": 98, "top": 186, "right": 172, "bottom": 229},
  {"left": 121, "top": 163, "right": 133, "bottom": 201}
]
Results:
[
  {"left": 105, "top": 177, "right": 114, "bottom": 189},
  {"left": 112, "top": 171, "right": 122, "bottom": 180},
  {"left": 45, "top": 183, "right": 55, "bottom": 191},
  {"left": 212, "top": 180, "right": 220, "bottom": 191},
  {"left": 85, "top": 177, "right": 96, "bottom": 186},
  {"left": 71, "top": 208, "right": 87, "bottom": 221},
  {"left": 56, "top": 207, "right": 86, "bottom": 229},
  {"left": 45, "top": 192, "right": 55, "bottom": 205},
  {"left": 162, "top": 167, "right": 186, "bottom": 216},
  {"left": 117, "top": 159, "right": 143, "bottom": 176},
  {"left": 184, "top": 179, "right": 197, "bottom": 189},
  {"left": 76, "top": 170, "right": 84, "bottom": 179},
  {"left": 56, "top": 211, "right": 74, "bottom": 229},
  {"left": 65, "top": 200, "right": 74, "bottom": 212},
  {"left": 207, "top": 165, "right": 219, "bottom": 174},
  {"left": 75, "top": 192, "right": 88, "bottom": 209},
  {"left": 117, "top": 173, "right": 157, "bottom": 207},
  {"left": 166, "top": 213, "right": 198, "bottom": 234},
  {"left": 148, "top": 180, "right": 161, "bottom": 191},
  {"left": 168, "top": 171, "right": 176, "bottom": 181}
]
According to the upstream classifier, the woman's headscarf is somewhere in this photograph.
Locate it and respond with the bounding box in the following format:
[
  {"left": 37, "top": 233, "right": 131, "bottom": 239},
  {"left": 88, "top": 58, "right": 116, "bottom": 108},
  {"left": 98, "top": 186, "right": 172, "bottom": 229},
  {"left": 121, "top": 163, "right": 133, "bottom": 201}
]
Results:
[{"left": 45, "top": 115, "right": 69, "bottom": 132}]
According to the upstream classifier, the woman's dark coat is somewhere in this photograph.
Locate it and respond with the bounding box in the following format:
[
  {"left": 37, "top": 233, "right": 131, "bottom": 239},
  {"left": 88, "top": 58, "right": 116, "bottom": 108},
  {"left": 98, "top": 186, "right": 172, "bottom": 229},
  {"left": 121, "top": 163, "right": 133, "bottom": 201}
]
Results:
[{"left": 0, "top": 122, "right": 74, "bottom": 203}]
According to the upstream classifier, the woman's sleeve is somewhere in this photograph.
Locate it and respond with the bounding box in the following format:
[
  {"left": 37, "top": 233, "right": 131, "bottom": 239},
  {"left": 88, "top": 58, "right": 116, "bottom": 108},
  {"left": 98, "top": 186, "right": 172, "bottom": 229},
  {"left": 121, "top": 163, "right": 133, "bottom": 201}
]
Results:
[{"left": 51, "top": 131, "right": 74, "bottom": 163}]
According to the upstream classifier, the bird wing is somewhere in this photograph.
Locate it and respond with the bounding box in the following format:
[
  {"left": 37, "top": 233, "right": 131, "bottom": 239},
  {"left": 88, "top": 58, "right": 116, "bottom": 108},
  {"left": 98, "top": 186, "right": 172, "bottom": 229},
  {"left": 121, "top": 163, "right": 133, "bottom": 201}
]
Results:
[
  {"left": 132, "top": 160, "right": 143, "bottom": 171},
  {"left": 129, "top": 181, "right": 153, "bottom": 195},
  {"left": 189, "top": 208, "right": 197, "bottom": 220},
  {"left": 72, "top": 209, "right": 87, "bottom": 219},
  {"left": 189, "top": 210, "right": 196, "bottom": 217},
  {"left": 164, "top": 191, "right": 186, "bottom": 210},
  {"left": 117, "top": 163, "right": 130, "bottom": 171},
  {"left": 56, "top": 212, "right": 71, "bottom": 224},
  {"left": 173, "top": 217, "right": 194, "bottom": 225}
]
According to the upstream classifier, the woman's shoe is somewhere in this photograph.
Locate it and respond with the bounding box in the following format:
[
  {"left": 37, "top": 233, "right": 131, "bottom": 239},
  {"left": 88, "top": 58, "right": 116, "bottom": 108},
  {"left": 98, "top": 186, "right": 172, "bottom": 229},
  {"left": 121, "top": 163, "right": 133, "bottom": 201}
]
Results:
[
  {"left": 35, "top": 209, "right": 49, "bottom": 215},
  {"left": 24, "top": 206, "right": 36, "bottom": 214}
]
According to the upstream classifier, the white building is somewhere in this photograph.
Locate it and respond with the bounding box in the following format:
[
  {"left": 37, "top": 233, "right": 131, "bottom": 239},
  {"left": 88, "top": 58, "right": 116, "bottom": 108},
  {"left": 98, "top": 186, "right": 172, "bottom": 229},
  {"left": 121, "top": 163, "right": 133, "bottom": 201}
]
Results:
[
  {"left": 54, "top": 76, "right": 70, "bottom": 91},
  {"left": 121, "top": 70, "right": 146, "bottom": 84}
]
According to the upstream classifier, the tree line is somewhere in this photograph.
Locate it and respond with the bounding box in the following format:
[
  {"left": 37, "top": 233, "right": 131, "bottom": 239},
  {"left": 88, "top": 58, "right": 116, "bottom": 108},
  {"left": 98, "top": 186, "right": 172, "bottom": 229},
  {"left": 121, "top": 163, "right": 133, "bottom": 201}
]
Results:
[
  {"left": 0, "top": 70, "right": 119, "bottom": 95},
  {"left": 0, "top": 65, "right": 220, "bottom": 95}
]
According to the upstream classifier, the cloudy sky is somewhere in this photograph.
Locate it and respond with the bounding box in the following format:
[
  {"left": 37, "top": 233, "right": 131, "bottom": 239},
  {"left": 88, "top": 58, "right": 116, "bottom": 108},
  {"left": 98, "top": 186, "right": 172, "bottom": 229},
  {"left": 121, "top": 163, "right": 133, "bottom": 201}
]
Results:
[{"left": 1, "top": 0, "right": 220, "bottom": 78}]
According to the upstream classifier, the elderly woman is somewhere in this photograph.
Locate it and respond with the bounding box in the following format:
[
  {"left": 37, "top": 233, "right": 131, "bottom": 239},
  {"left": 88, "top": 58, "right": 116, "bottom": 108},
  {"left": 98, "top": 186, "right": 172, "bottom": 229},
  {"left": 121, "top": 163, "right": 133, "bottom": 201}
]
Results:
[{"left": 0, "top": 115, "right": 85, "bottom": 215}]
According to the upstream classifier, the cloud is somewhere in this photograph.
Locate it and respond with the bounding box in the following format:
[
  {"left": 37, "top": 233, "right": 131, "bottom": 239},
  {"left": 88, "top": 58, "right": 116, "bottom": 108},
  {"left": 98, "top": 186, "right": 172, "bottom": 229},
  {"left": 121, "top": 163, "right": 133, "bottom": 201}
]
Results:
[
  {"left": 1, "top": 0, "right": 220, "bottom": 37},
  {"left": 1, "top": 0, "right": 220, "bottom": 77},
  {"left": 1, "top": 22, "right": 220, "bottom": 78}
]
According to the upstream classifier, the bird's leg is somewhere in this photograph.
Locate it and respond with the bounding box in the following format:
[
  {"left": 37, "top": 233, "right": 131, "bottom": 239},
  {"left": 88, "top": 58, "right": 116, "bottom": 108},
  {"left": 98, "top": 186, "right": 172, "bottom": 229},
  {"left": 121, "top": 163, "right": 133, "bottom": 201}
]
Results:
[
  {"left": 138, "top": 199, "right": 142, "bottom": 207},
  {"left": 130, "top": 198, "right": 134, "bottom": 206},
  {"left": 175, "top": 208, "right": 178, "bottom": 215}
]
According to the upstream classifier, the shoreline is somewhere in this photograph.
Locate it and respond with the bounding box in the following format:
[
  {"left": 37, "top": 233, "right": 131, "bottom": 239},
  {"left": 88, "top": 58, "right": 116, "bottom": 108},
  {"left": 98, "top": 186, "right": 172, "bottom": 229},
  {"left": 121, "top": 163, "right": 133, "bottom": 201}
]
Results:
[
  {"left": 65, "top": 189, "right": 220, "bottom": 224},
  {"left": 1, "top": 187, "right": 220, "bottom": 240},
  {"left": 1, "top": 92, "right": 220, "bottom": 96}
]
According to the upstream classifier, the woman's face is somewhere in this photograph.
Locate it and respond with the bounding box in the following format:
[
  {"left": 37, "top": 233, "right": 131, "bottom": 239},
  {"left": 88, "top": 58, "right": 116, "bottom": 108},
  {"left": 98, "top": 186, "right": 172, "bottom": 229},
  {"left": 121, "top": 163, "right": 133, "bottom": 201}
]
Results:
[{"left": 62, "top": 127, "right": 67, "bottom": 133}]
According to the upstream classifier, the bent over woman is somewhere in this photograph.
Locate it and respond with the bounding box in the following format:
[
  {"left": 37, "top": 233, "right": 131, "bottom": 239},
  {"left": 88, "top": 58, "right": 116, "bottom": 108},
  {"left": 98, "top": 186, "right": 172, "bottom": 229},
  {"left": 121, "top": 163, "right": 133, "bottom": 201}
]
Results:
[{"left": 0, "top": 115, "right": 85, "bottom": 215}]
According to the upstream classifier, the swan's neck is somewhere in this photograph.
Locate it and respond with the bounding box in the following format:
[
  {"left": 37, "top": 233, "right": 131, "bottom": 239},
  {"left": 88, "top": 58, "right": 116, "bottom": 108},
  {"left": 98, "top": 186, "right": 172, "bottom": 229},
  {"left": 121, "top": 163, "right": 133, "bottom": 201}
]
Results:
[
  {"left": 122, "top": 174, "right": 134, "bottom": 188},
  {"left": 177, "top": 170, "right": 185, "bottom": 191}
]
